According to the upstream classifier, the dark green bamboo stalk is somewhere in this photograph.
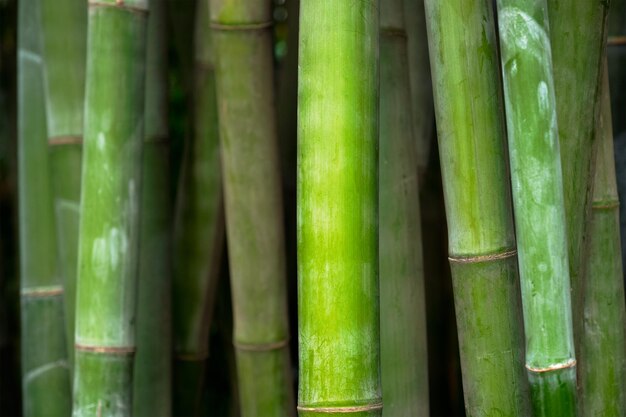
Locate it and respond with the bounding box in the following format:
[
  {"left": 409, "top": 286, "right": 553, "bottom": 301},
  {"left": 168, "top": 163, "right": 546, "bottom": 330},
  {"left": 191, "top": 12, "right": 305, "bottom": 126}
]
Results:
[
  {"left": 40, "top": 0, "right": 87, "bottom": 366},
  {"left": 18, "top": 0, "right": 72, "bottom": 414},
  {"left": 580, "top": 60, "right": 626, "bottom": 416},
  {"left": 210, "top": 0, "right": 294, "bottom": 415},
  {"left": 132, "top": 0, "right": 171, "bottom": 414},
  {"left": 547, "top": 0, "right": 608, "bottom": 351},
  {"left": 496, "top": 4, "right": 576, "bottom": 415},
  {"left": 423, "top": 1, "right": 531, "bottom": 415},
  {"left": 171, "top": 0, "right": 225, "bottom": 414},
  {"left": 379, "top": 2, "right": 428, "bottom": 415},
  {"left": 298, "top": 0, "right": 381, "bottom": 415},
  {"left": 73, "top": 1, "right": 148, "bottom": 415}
]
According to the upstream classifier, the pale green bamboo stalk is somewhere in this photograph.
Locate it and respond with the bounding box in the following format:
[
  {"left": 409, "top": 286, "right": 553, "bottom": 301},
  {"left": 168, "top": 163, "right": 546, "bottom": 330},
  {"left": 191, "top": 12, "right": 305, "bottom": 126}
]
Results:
[
  {"left": 580, "top": 59, "right": 626, "bottom": 416},
  {"left": 73, "top": 1, "right": 148, "bottom": 415},
  {"left": 210, "top": 0, "right": 295, "bottom": 415},
  {"left": 18, "top": 0, "right": 72, "bottom": 414},
  {"left": 132, "top": 0, "right": 172, "bottom": 414},
  {"left": 379, "top": 1, "right": 428, "bottom": 415},
  {"left": 424, "top": 0, "right": 531, "bottom": 415},
  {"left": 40, "top": 0, "right": 87, "bottom": 367},
  {"left": 171, "top": 0, "right": 225, "bottom": 414},
  {"left": 298, "top": 0, "right": 381, "bottom": 415}
]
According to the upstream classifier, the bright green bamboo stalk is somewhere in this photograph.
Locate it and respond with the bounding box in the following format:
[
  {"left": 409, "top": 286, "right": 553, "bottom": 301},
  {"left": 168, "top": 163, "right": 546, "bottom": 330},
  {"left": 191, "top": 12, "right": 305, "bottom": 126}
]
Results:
[
  {"left": 73, "top": 1, "right": 148, "bottom": 415},
  {"left": 403, "top": 0, "right": 434, "bottom": 175},
  {"left": 40, "top": 0, "right": 87, "bottom": 366},
  {"left": 298, "top": 0, "right": 381, "bottom": 415},
  {"left": 496, "top": 3, "right": 576, "bottom": 415},
  {"left": 171, "top": 0, "right": 225, "bottom": 414},
  {"left": 132, "top": 0, "right": 171, "bottom": 414},
  {"left": 18, "top": 0, "right": 72, "bottom": 414},
  {"left": 547, "top": 0, "right": 608, "bottom": 350},
  {"left": 580, "top": 60, "right": 626, "bottom": 416},
  {"left": 423, "top": 1, "right": 531, "bottom": 415},
  {"left": 210, "top": 1, "right": 295, "bottom": 415},
  {"left": 379, "top": 2, "right": 428, "bottom": 416}
]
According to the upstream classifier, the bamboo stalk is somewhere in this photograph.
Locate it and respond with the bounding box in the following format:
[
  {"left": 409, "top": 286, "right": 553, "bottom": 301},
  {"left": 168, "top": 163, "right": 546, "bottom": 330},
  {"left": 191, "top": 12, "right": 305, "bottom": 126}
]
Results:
[
  {"left": 297, "top": 0, "right": 381, "bottom": 415},
  {"left": 209, "top": 0, "right": 295, "bottom": 415},
  {"left": 72, "top": 1, "right": 148, "bottom": 415},
  {"left": 171, "top": 0, "right": 225, "bottom": 414},
  {"left": 18, "top": 0, "right": 72, "bottom": 414},
  {"left": 423, "top": 1, "right": 531, "bottom": 415},
  {"left": 580, "top": 59, "right": 626, "bottom": 416},
  {"left": 379, "top": 1, "right": 428, "bottom": 415},
  {"left": 39, "top": 0, "right": 87, "bottom": 368},
  {"left": 496, "top": 3, "right": 576, "bottom": 414},
  {"left": 132, "top": 0, "right": 171, "bottom": 414}
]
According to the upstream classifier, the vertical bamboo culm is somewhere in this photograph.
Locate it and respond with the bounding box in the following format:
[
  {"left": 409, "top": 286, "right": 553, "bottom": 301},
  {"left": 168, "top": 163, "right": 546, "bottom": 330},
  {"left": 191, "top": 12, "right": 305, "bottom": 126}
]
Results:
[
  {"left": 298, "top": 0, "right": 381, "bottom": 415},
  {"left": 18, "top": 0, "right": 72, "bottom": 413},
  {"left": 73, "top": 1, "right": 148, "bottom": 415},
  {"left": 423, "top": 0, "right": 531, "bottom": 415}
]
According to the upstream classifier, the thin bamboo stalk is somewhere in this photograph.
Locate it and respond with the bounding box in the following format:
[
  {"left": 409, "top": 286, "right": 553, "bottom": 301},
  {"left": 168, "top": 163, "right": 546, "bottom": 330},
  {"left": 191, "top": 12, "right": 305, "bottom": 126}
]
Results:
[
  {"left": 580, "top": 59, "right": 626, "bottom": 416},
  {"left": 39, "top": 0, "right": 87, "bottom": 368},
  {"left": 496, "top": 3, "right": 576, "bottom": 414},
  {"left": 72, "top": 1, "right": 148, "bottom": 415},
  {"left": 297, "top": 0, "right": 381, "bottom": 415},
  {"left": 379, "top": 1, "right": 428, "bottom": 415},
  {"left": 171, "top": 0, "right": 225, "bottom": 414},
  {"left": 132, "top": 0, "right": 171, "bottom": 414},
  {"left": 423, "top": 0, "right": 531, "bottom": 415},
  {"left": 18, "top": 0, "right": 72, "bottom": 414},
  {"left": 209, "top": 0, "right": 295, "bottom": 415}
]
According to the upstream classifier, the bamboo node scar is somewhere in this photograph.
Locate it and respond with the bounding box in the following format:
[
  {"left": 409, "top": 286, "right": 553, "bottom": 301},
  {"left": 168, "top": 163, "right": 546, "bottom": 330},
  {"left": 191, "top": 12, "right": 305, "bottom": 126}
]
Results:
[
  {"left": 297, "top": 402, "right": 384, "bottom": 413},
  {"left": 74, "top": 343, "right": 136, "bottom": 355},
  {"left": 48, "top": 135, "right": 83, "bottom": 146},
  {"left": 209, "top": 21, "right": 273, "bottom": 31},
  {"left": 233, "top": 338, "right": 289, "bottom": 352},
  {"left": 380, "top": 27, "right": 407, "bottom": 38},
  {"left": 21, "top": 285, "right": 64, "bottom": 298},
  {"left": 88, "top": 0, "right": 149, "bottom": 14},
  {"left": 448, "top": 249, "right": 517, "bottom": 264},
  {"left": 525, "top": 359, "right": 576, "bottom": 373},
  {"left": 592, "top": 200, "right": 620, "bottom": 210},
  {"left": 608, "top": 36, "right": 626, "bottom": 47}
]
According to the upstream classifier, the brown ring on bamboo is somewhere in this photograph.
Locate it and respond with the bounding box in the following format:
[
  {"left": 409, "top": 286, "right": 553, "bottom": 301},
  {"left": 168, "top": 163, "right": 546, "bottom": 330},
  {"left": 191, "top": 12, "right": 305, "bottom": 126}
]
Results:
[
  {"left": 448, "top": 248, "right": 517, "bottom": 264},
  {"left": 88, "top": 0, "right": 149, "bottom": 14},
  {"left": 608, "top": 36, "right": 626, "bottom": 47},
  {"left": 210, "top": 21, "right": 274, "bottom": 31},
  {"left": 380, "top": 27, "right": 407, "bottom": 38},
  {"left": 592, "top": 200, "right": 620, "bottom": 210},
  {"left": 297, "top": 401, "right": 384, "bottom": 413},
  {"left": 174, "top": 351, "right": 209, "bottom": 361},
  {"left": 75, "top": 343, "right": 136, "bottom": 355},
  {"left": 233, "top": 338, "right": 289, "bottom": 352},
  {"left": 144, "top": 135, "right": 169, "bottom": 145},
  {"left": 525, "top": 359, "right": 576, "bottom": 373},
  {"left": 49, "top": 135, "right": 83, "bottom": 146},
  {"left": 21, "top": 286, "right": 64, "bottom": 298}
]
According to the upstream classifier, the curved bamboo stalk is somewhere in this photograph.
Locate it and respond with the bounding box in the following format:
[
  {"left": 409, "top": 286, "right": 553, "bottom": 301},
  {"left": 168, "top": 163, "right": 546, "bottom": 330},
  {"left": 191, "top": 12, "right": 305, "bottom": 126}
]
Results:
[
  {"left": 73, "top": 1, "right": 148, "bottom": 415},
  {"left": 298, "top": 0, "right": 381, "bottom": 415},
  {"left": 580, "top": 59, "right": 626, "bottom": 416},
  {"left": 132, "top": 0, "right": 172, "bottom": 414},
  {"left": 423, "top": 0, "right": 531, "bottom": 415},
  {"left": 379, "top": 1, "right": 428, "bottom": 415},
  {"left": 18, "top": 0, "right": 72, "bottom": 414}
]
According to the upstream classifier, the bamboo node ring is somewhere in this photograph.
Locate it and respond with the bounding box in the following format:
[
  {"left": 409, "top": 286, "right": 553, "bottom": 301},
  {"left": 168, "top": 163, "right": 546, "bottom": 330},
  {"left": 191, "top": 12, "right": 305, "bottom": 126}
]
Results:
[
  {"left": 525, "top": 359, "right": 576, "bottom": 373},
  {"left": 75, "top": 343, "right": 136, "bottom": 355},
  {"left": 233, "top": 338, "right": 289, "bottom": 352},
  {"left": 174, "top": 351, "right": 209, "bottom": 361},
  {"left": 608, "top": 36, "right": 626, "bottom": 47},
  {"left": 21, "top": 286, "right": 64, "bottom": 298},
  {"left": 380, "top": 27, "right": 407, "bottom": 38},
  {"left": 297, "top": 401, "right": 383, "bottom": 413},
  {"left": 49, "top": 135, "right": 83, "bottom": 146},
  {"left": 210, "top": 21, "right": 274, "bottom": 31},
  {"left": 592, "top": 200, "right": 620, "bottom": 210},
  {"left": 88, "top": 0, "right": 149, "bottom": 14},
  {"left": 448, "top": 249, "right": 517, "bottom": 264}
]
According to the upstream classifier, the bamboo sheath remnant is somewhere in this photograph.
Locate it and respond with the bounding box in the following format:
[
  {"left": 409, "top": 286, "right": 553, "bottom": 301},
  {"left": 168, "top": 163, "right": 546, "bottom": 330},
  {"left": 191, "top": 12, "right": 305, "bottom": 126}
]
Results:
[{"left": 424, "top": 0, "right": 531, "bottom": 415}]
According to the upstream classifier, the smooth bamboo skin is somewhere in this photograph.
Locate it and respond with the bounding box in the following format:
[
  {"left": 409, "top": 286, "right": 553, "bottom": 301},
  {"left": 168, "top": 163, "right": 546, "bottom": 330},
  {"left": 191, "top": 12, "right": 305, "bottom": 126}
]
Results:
[
  {"left": 547, "top": 0, "right": 608, "bottom": 347},
  {"left": 132, "top": 0, "right": 171, "bottom": 414},
  {"left": 18, "top": 0, "right": 72, "bottom": 413},
  {"left": 172, "top": 1, "right": 225, "bottom": 414},
  {"left": 496, "top": 4, "right": 576, "bottom": 415},
  {"left": 210, "top": 1, "right": 294, "bottom": 413},
  {"left": 298, "top": 0, "right": 381, "bottom": 415},
  {"left": 424, "top": 1, "right": 531, "bottom": 415},
  {"left": 73, "top": 3, "right": 147, "bottom": 416},
  {"left": 580, "top": 62, "right": 626, "bottom": 416},
  {"left": 40, "top": 0, "right": 87, "bottom": 365},
  {"left": 403, "top": 0, "right": 434, "bottom": 175},
  {"left": 379, "top": 4, "right": 429, "bottom": 416}
]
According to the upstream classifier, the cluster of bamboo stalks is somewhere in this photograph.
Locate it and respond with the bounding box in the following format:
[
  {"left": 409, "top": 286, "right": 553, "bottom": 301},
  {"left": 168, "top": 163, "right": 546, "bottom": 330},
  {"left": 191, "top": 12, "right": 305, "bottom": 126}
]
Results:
[{"left": 10, "top": 0, "right": 626, "bottom": 415}]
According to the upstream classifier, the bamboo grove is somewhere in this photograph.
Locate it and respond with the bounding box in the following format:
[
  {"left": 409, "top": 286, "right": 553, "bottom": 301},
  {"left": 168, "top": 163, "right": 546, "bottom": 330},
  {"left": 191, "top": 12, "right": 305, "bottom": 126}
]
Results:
[{"left": 3, "top": 0, "right": 626, "bottom": 415}]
